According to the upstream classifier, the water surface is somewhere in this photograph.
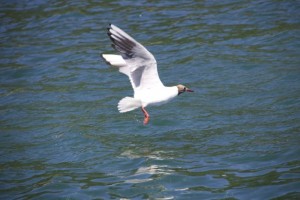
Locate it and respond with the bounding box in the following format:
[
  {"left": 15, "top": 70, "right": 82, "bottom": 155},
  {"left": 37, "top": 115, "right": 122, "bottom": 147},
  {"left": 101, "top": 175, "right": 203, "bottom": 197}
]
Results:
[{"left": 1, "top": 0, "right": 300, "bottom": 199}]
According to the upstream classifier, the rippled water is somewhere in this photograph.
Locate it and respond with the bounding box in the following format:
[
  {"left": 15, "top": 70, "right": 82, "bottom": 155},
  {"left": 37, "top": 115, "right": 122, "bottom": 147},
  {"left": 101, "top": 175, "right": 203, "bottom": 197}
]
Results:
[{"left": 1, "top": 0, "right": 300, "bottom": 199}]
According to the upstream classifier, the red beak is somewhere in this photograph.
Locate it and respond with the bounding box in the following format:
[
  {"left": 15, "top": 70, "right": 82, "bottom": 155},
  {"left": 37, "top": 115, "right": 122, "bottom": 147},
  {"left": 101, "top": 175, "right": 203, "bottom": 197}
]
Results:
[{"left": 186, "top": 88, "right": 194, "bottom": 92}]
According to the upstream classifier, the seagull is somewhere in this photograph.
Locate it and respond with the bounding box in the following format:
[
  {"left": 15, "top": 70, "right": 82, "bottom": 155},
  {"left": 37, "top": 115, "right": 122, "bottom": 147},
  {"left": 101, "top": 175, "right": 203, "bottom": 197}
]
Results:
[{"left": 101, "top": 24, "right": 193, "bottom": 125}]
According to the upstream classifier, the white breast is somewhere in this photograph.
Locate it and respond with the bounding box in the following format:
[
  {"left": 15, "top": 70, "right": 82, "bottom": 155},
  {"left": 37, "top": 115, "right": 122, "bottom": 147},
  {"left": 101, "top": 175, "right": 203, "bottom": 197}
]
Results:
[{"left": 134, "top": 86, "right": 178, "bottom": 107}]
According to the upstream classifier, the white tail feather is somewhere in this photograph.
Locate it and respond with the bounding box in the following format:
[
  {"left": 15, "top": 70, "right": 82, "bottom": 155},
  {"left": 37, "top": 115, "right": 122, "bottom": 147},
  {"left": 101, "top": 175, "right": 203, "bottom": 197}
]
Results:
[
  {"left": 102, "top": 54, "right": 126, "bottom": 67},
  {"left": 118, "top": 97, "right": 142, "bottom": 113}
]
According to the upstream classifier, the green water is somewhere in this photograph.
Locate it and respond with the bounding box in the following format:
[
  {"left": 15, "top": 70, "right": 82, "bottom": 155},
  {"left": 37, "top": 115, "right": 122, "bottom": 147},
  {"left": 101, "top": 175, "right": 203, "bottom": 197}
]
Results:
[{"left": 1, "top": 1, "right": 300, "bottom": 199}]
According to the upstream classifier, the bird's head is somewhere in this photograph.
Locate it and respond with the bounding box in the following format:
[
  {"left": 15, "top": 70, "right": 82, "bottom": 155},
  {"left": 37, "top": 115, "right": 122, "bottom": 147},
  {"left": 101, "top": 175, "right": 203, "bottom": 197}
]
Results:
[{"left": 177, "top": 84, "right": 194, "bottom": 95}]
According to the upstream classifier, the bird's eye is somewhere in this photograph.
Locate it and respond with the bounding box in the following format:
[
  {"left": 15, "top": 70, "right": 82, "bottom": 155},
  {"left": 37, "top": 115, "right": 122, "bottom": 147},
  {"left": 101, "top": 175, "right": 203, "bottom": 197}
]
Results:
[{"left": 183, "top": 87, "right": 186, "bottom": 91}]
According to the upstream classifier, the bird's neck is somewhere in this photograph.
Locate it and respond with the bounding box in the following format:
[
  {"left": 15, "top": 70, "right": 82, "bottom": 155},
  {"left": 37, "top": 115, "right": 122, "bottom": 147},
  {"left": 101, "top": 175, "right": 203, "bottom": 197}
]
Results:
[{"left": 165, "top": 86, "right": 179, "bottom": 98}]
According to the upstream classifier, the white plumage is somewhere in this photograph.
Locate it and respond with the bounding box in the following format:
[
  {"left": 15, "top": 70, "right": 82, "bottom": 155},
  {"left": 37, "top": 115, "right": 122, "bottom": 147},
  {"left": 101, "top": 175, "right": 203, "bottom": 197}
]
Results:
[{"left": 102, "top": 24, "right": 193, "bottom": 124}]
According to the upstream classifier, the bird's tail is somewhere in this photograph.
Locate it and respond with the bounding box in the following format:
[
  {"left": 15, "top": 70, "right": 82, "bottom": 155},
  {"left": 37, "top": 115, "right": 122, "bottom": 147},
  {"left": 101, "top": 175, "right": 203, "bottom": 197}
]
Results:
[{"left": 118, "top": 97, "right": 142, "bottom": 113}]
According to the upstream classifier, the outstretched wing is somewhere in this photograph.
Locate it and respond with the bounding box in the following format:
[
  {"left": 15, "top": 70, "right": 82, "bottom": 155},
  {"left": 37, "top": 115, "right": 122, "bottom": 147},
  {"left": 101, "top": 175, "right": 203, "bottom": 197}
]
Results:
[{"left": 107, "top": 24, "right": 164, "bottom": 91}]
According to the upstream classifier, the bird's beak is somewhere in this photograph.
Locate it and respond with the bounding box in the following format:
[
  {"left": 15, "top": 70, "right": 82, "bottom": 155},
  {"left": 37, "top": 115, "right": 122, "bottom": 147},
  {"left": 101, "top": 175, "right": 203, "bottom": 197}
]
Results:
[{"left": 186, "top": 88, "right": 194, "bottom": 92}]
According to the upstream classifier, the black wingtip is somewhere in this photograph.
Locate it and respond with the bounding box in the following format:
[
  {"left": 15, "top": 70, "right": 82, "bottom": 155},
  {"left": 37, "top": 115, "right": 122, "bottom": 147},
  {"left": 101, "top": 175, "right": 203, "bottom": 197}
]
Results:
[
  {"left": 109, "top": 35, "right": 115, "bottom": 43},
  {"left": 111, "top": 44, "right": 116, "bottom": 50}
]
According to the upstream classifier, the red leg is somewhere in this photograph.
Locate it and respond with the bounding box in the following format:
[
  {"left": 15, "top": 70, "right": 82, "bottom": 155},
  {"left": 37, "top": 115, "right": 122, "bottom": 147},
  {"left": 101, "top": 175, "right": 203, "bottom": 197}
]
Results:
[{"left": 141, "top": 107, "right": 150, "bottom": 125}]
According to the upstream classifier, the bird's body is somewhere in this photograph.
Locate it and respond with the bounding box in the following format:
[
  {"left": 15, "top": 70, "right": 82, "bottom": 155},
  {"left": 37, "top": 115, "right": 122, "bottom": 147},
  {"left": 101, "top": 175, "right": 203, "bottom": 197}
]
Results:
[
  {"left": 135, "top": 86, "right": 178, "bottom": 107},
  {"left": 102, "top": 24, "right": 193, "bottom": 124}
]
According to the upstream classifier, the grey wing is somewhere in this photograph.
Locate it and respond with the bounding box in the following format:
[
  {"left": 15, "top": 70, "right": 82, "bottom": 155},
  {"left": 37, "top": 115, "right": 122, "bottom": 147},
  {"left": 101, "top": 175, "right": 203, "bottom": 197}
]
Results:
[{"left": 107, "top": 24, "right": 164, "bottom": 90}]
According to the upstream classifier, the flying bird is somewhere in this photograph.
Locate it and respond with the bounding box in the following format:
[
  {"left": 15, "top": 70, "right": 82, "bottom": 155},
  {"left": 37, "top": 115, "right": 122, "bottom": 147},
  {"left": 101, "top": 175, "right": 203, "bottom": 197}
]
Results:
[{"left": 102, "top": 24, "right": 193, "bottom": 125}]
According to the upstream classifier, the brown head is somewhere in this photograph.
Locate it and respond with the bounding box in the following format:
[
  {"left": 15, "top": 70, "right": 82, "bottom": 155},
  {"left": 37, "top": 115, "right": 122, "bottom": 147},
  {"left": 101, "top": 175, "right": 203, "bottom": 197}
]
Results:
[{"left": 177, "top": 84, "right": 194, "bottom": 95}]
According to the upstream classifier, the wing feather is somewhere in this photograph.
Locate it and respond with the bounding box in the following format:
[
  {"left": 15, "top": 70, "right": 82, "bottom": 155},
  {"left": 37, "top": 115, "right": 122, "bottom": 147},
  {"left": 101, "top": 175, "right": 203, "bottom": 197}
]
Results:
[{"left": 107, "top": 24, "right": 164, "bottom": 91}]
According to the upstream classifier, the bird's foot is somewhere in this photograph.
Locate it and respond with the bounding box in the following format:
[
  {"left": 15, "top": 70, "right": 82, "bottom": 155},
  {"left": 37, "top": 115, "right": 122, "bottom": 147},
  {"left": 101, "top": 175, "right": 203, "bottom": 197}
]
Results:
[
  {"left": 141, "top": 107, "right": 150, "bottom": 125},
  {"left": 143, "top": 115, "right": 150, "bottom": 125}
]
